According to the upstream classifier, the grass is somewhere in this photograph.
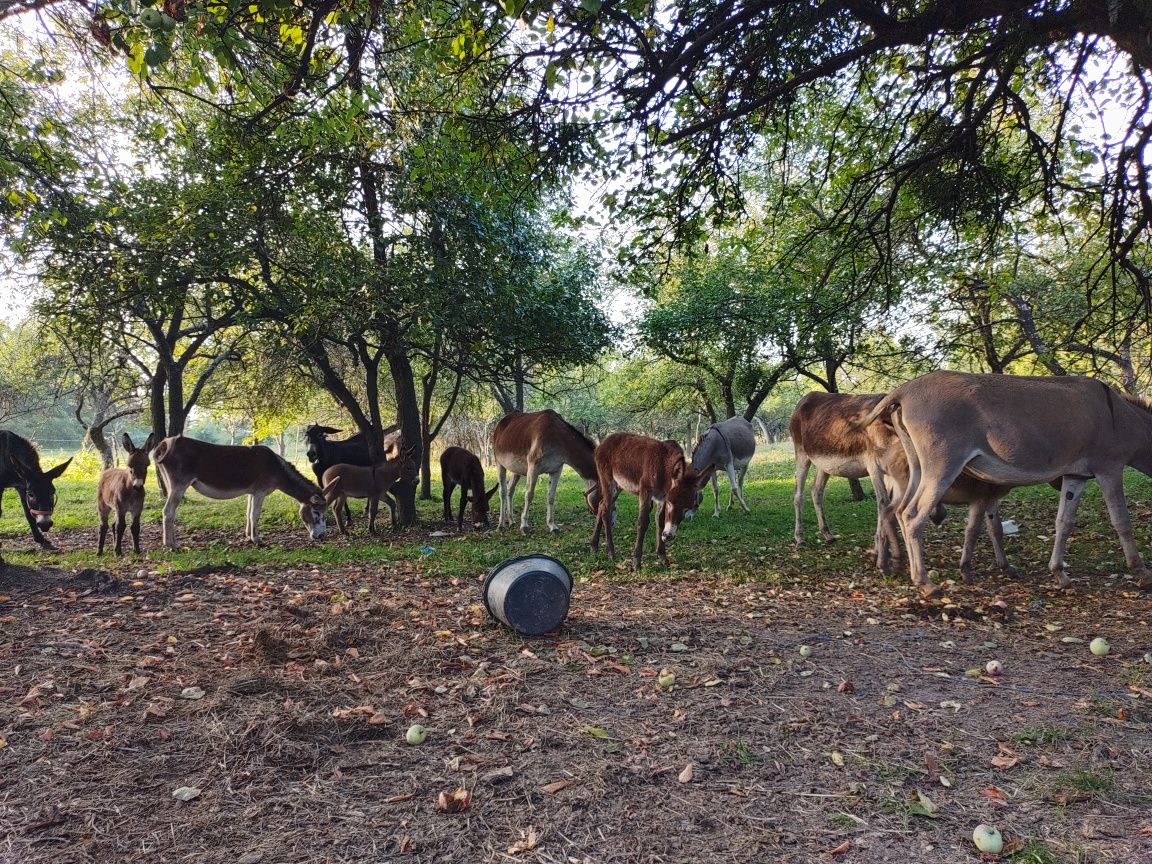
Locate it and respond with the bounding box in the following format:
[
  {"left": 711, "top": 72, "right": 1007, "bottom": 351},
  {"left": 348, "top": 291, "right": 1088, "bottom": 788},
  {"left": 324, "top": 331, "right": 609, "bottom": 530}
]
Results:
[
  {"left": 4, "top": 443, "right": 1152, "bottom": 591},
  {"left": 1007, "top": 840, "right": 1063, "bottom": 864},
  {"left": 1011, "top": 724, "right": 1081, "bottom": 748},
  {"left": 1053, "top": 767, "right": 1115, "bottom": 796}
]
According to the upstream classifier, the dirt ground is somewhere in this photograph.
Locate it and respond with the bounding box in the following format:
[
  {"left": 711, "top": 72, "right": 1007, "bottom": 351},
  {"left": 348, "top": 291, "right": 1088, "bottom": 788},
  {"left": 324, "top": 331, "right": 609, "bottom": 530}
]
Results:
[{"left": 2, "top": 527, "right": 1151, "bottom": 864}]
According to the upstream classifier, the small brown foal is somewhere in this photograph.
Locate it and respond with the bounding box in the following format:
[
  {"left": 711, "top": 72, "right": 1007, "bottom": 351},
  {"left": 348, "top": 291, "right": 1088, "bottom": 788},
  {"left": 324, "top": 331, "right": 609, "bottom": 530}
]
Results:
[{"left": 97, "top": 432, "right": 155, "bottom": 555}]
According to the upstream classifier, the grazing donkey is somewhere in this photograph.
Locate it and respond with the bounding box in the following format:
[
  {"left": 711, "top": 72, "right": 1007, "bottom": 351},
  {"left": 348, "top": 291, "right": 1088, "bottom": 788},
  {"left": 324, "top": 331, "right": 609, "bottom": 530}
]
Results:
[
  {"left": 440, "top": 446, "right": 497, "bottom": 530},
  {"left": 591, "top": 432, "right": 714, "bottom": 569},
  {"left": 0, "top": 430, "right": 72, "bottom": 550},
  {"left": 152, "top": 436, "right": 335, "bottom": 549},
  {"left": 864, "top": 371, "right": 1152, "bottom": 597},
  {"left": 691, "top": 416, "right": 756, "bottom": 516},
  {"left": 322, "top": 448, "right": 418, "bottom": 534},
  {"left": 493, "top": 410, "right": 601, "bottom": 533},
  {"left": 97, "top": 432, "right": 155, "bottom": 555},
  {"left": 793, "top": 391, "right": 1020, "bottom": 579}
]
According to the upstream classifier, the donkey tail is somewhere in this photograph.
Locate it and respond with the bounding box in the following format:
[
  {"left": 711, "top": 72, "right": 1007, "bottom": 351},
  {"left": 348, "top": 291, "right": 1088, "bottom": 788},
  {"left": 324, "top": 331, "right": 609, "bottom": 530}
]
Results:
[
  {"left": 856, "top": 391, "right": 900, "bottom": 430},
  {"left": 151, "top": 437, "right": 173, "bottom": 464}
]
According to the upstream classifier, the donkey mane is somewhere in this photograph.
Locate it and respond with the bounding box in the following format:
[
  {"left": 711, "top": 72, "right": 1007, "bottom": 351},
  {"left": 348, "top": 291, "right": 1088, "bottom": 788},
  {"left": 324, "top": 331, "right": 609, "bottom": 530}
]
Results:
[
  {"left": 0, "top": 430, "right": 43, "bottom": 472},
  {"left": 274, "top": 452, "right": 323, "bottom": 495},
  {"left": 1119, "top": 391, "right": 1152, "bottom": 414},
  {"left": 557, "top": 415, "right": 596, "bottom": 451}
]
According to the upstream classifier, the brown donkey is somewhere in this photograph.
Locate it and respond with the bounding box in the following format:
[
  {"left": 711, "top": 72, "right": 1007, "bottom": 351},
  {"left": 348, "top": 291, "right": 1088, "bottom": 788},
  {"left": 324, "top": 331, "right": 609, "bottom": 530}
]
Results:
[
  {"left": 793, "top": 391, "right": 1020, "bottom": 579},
  {"left": 440, "top": 446, "right": 497, "bottom": 530},
  {"left": 322, "top": 448, "right": 418, "bottom": 534},
  {"left": 493, "top": 409, "right": 601, "bottom": 533},
  {"left": 863, "top": 371, "right": 1152, "bottom": 597},
  {"left": 591, "top": 432, "right": 714, "bottom": 569},
  {"left": 97, "top": 432, "right": 155, "bottom": 555},
  {"left": 153, "top": 436, "right": 336, "bottom": 549}
]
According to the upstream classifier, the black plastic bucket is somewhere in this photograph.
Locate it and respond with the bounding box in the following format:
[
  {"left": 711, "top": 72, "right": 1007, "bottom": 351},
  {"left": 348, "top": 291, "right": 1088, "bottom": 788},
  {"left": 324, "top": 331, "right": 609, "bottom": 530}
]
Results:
[{"left": 482, "top": 554, "right": 573, "bottom": 636}]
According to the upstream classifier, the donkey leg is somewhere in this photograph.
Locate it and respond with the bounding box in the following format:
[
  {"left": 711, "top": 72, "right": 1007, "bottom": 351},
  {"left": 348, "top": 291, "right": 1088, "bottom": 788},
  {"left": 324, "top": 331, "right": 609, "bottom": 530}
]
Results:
[
  {"left": 812, "top": 469, "right": 835, "bottom": 542},
  {"left": 958, "top": 501, "right": 987, "bottom": 582},
  {"left": 711, "top": 470, "right": 721, "bottom": 517},
  {"left": 368, "top": 497, "right": 379, "bottom": 534},
  {"left": 520, "top": 467, "right": 542, "bottom": 534},
  {"left": 726, "top": 462, "right": 750, "bottom": 513},
  {"left": 114, "top": 514, "right": 127, "bottom": 556},
  {"left": 443, "top": 482, "right": 455, "bottom": 524},
  {"left": 793, "top": 454, "right": 812, "bottom": 546},
  {"left": 981, "top": 501, "right": 1017, "bottom": 577},
  {"left": 130, "top": 511, "right": 142, "bottom": 554},
  {"left": 97, "top": 512, "right": 109, "bottom": 556},
  {"left": 1048, "top": 476, "right": 1088, "bottom": 588},
  {"left": 545, "top": 472, "right": 562, "bottom": 533},
  {"left": 635, "top": 495, "right": 653, "bottom": 569},
  {"left": 497, "top": 467, "right": 510, "bottom": 529},
  {"left": 457, "top": 489, "right": 468, "bottom": 531},
  {"left": 161, "top": 480, "right": 190, "bottom": 551},
  {"left": 247, "top": 494, "right": 266, "bottom": 545},
  {"left": 1093, "top": 472, "right": 1151, "bottom": 588}
]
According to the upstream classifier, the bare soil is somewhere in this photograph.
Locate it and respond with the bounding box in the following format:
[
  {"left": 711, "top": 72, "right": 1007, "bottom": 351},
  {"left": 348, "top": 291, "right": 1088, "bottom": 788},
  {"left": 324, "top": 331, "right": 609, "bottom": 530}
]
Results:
[{"left": 2, "top": 526, "right": 1151, "bottom": 864}]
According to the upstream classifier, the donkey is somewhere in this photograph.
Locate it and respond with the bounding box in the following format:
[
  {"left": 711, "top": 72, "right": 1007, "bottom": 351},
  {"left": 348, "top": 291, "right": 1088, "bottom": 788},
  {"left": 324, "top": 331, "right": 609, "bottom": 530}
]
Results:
[
  {"left": 0, "top": 430, "right": 72, "bottom": 550},
  {"left": 440, "top": 446, "right": 497, "bottom": 530},
  {"left": 791, "top": 392, "right": 899, "bottom": 551},
  {"left": 322, "top": 448, "right": 418, "bottom": 534},
  {"left": 793, "top": 391, "right": 1019, "bottom": 578},
  {"left": 152, "top": 436, "right": 335, "bottom": 549},
  {"left": 97, "top": 432, "right": 155, "bottom": 555},
  {"left": 691, "top": 416, "right": 756, "bottom": 516},
  {"left": 493, "top": 409, "right": 601, "bottom": 533},
  {"left": 863, "top": 370, "right": 1152, "bottom": 597},
  {"left": 590, "top": 432, "right": 714, "bottom": 570}
]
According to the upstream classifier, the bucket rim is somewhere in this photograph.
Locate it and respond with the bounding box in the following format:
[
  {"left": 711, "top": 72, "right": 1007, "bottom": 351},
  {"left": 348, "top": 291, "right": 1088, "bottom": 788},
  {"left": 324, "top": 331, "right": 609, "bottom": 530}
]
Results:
[{"left": 482, "top": 553, "right": 572, "bottom": 619}]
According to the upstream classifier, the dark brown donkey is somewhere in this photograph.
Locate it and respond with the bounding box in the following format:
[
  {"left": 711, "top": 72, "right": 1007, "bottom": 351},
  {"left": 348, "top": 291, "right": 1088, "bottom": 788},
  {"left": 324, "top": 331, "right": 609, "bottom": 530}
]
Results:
[
  {"left": 153, "top": 436, "right": 336, "bottom": 549},
  {"left": 590, "top": 432, "right": 714, "bottom": 570},
  {"left": 97, "top": 432, "right": 155, "bottom": 555},
  {"left": 440, "top": 446, "right": 497, "bottom": 530},
  {"left": 493, "top": 409, "right": 601, "bottom": 533}
]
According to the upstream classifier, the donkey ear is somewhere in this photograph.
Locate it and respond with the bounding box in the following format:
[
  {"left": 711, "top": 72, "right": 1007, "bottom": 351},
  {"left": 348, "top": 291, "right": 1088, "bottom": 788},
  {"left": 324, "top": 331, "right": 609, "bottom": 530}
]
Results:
[
  {"left": 45, "top": 457, "right": 72, "bottom": 480},
  {"left": 486, "top": 484, "right": 498, "bottom": 501},
  {"left": 122, "top": 433, "right": 136, "bottom": 453},
  {"left": 670, "top": 458, "right": 685, "bottom": 481},
  {"left": 322, "top": 477, "right": 341, "bottom": 497},
  {"left": 143, "top": 433, "right": 156, "bottom": 452}
]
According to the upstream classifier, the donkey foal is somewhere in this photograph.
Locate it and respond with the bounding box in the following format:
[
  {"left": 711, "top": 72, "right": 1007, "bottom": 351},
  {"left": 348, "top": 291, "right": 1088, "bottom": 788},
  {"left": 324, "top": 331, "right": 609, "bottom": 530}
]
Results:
[
  {"left": 323, "top": 451, "right": 417, "bottom": 534},
  {"left": 98, "top": 432, "right": 155, "bottom": 555}
]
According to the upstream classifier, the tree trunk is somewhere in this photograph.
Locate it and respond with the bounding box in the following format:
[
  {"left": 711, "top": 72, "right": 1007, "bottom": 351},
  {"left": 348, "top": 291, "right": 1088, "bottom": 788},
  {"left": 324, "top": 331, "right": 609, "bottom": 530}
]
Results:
[
  {"left": 149, "top": 367, "right": 168, "bottom": 440},
  {"left": 389, "top": 348, "right": 421, "bottom": 526},
  {"left": 88, "top": 426, "right": 114, "bottom": 469}
]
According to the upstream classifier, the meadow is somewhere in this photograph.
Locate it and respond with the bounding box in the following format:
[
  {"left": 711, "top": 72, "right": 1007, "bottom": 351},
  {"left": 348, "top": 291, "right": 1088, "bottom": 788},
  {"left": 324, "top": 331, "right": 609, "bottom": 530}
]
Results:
[{"left": 2, "top": 445, "right": 1151, "bottom": 863}]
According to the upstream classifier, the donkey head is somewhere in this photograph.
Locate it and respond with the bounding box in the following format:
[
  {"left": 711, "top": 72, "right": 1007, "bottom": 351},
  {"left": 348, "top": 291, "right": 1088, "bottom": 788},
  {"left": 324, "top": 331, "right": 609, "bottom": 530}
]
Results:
[
  {"left": 583, "top": 479, "right": 602, "bottom": 516},
  {"left": 660, "top": 457, "right": 714, "bottom": 544},
  {"left": 14, "top": 455, "right": 72, "bottom": 532},
  {"left": 122, "top": 432, "right": 156, "bottom": 489},
  {"left": 469, "top": 484, "right": 499, "bottom": 529},
  {"left": 301, "top": 477, "right": 340, "bottom": 539},
  {"left": 304, "top": 424, "right": 342, "bottom": 464}
]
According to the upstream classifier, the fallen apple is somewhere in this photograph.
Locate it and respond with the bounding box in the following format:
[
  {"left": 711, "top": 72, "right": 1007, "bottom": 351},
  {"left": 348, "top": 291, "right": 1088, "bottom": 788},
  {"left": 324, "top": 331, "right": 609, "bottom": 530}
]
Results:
[
  {"left": 971, "top": 823, "right": 1003, "bottom": 854},
  {"left": 405, "top": 724, "right": 428, "bottom": 745},
  {"left": 1089, "top": 637, "right": 1110, "bottom": 657},
  {"left": 798, "top": 644, "right": 813, "bottom": 658},
  {"left": 985, "top": 659, "right": 1003, "bottom": 676},
  {"left": 657, "top": 669, "right": 676, "bottom": 689}
]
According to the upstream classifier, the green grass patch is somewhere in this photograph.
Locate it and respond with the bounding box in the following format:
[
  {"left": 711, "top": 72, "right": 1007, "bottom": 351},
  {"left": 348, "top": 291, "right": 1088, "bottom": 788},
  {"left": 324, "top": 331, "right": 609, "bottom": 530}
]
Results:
[
  {"left": 4, "top": 443, "right": 1152, "bottom": 589},
  {"left": 1011, "top": 724, "right": 1081, "bottom": 748}
]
